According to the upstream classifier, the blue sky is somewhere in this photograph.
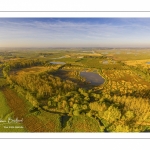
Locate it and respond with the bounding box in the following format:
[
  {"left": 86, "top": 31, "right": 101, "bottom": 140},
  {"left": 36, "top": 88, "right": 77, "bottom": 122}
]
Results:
[{"left": 1, "top": 18, "right": 150, "bottom": 48}]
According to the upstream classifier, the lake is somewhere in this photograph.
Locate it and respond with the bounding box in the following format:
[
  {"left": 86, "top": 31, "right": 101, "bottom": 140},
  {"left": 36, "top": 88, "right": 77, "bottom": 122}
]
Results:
[
  {"left": 50, "top": 62, "right": 66, "bottom": 65},
  {"left": 80, "top": 71, "right": 105, "bottom": 86}
]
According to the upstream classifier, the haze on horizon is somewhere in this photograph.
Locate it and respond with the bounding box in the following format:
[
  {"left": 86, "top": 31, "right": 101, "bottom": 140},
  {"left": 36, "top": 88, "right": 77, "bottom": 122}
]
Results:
[{"left": 1, "top": 18, "right": 150, "bottom": 48}]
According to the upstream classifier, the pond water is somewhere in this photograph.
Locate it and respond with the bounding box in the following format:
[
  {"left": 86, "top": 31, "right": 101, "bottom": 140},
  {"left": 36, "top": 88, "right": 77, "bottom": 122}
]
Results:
[
  {"left": 102, "top": 60, "right": 108, "bottom": 64},
  {"left": 80, "top": 71, "right": 105, "bottom": 86},
  {"left": 50, "top": 62, "right": 66, "bottom": 65},
  {"left": 146, "top": 62, "right": 150, "bottom": 64}
]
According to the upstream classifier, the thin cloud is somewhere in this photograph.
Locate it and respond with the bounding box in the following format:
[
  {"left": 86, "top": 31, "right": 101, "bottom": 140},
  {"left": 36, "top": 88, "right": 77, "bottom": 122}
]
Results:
[{"left": 1, "top": 18, "right": 150, "bottom": 47}]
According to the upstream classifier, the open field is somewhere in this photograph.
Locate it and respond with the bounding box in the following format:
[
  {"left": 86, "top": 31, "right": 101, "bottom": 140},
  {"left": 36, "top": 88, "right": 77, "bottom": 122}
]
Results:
[{"left": 1, "top": 48, "right": 150, "bottom": 132}]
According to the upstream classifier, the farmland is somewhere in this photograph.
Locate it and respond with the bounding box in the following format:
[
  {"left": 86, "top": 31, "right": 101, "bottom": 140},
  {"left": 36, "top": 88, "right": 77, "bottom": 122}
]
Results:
[
  {"left": 1, "top": 48, "right": 150, "bottom": 132},
  {"left": 0, "top": 90, "right": 26, "bottom": 132}
]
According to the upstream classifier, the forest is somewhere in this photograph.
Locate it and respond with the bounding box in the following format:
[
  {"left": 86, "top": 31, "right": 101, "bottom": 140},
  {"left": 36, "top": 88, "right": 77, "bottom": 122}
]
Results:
[{"left": 1, "top": 48, "right": 150, "bottom": 132}]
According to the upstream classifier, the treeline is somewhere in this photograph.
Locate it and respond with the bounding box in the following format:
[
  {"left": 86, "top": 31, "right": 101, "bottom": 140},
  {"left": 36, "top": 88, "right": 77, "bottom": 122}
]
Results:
[
  {"left": 10, "top": 71, "right": 77, "bottom": 99},
  {"left": 2, "top": 58, "right": 47, "bottom": 79},
  {"left": 39, "top": 53, "right": 53, "bottom": 56},
  {"left": 8, "top": 59, "right": 46, "bottom": 69},
  {"left": 8, "top": 67, "right": 105, "bottom": 119}
]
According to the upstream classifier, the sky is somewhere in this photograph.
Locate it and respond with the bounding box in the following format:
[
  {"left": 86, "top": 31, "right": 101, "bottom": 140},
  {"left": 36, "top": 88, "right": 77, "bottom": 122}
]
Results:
[{"left": 1, "top": 18, "right": 150, "bottom": 48}]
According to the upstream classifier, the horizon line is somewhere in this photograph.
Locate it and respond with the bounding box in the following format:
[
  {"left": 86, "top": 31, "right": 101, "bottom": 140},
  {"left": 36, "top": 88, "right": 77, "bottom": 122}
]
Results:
[{"left": 1, "top": 47, "right": 150, "bottom": 49}]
